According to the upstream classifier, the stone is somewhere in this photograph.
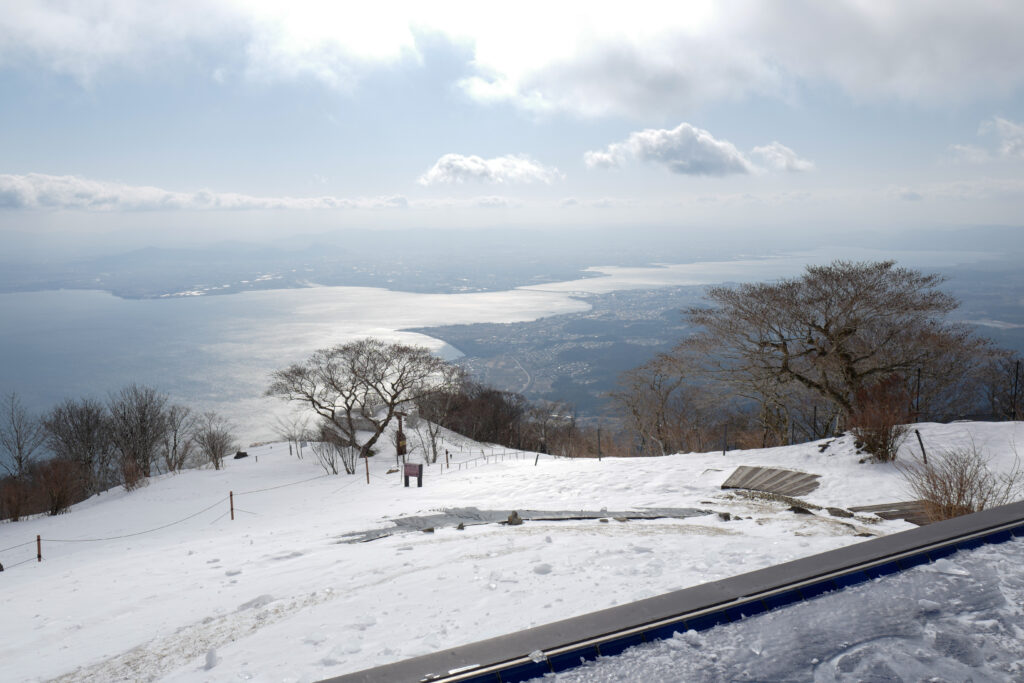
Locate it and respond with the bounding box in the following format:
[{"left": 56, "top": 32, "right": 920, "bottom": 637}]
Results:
[
  {"left": 788, "top": 505, "right": 813, "bottom": 515},
  {"left": 506, "top": 511, "right": 523, "bottom": 526},
  {"left": 826, "top": 507, "right": 854, "bottom": 518}
]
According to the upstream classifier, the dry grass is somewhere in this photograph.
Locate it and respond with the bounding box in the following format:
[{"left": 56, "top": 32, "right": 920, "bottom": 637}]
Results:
[{"left": 900, "top": 442, "right": 1024, "bottom": 522}]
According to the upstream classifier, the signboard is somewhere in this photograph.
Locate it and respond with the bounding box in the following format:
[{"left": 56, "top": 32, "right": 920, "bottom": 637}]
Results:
[{"left": 404, "top": 462, "right": 423, "bottom": 488}]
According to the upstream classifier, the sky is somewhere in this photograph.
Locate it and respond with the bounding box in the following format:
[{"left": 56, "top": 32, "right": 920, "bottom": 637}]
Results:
[{"left": 2, "top": 1, "right": 1024, "bottom": 246}]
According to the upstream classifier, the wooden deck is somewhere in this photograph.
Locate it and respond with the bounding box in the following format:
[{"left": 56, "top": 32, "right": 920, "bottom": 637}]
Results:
[
  {"left": 849, "top": 501, "right": 931, "bottom": 526},
  {"left": 721, "top": 465, "right": 822, "bottom": 497}
]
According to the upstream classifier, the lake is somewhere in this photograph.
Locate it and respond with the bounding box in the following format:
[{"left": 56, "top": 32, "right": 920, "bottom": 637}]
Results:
[{"left": 0, "top": 248, "right": 996, "bottom": 443}]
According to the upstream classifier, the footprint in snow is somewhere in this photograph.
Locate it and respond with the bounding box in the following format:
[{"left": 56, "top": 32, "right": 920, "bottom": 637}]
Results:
[{"left": 237, "top": 594, "right": 275, "bottom": 611}]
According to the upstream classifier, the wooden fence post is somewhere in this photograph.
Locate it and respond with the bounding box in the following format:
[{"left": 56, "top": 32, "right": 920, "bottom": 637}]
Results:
[
  {"left": 36, "top": 535, "right": 41, "bottom": 562},
  {"left": 230, "top": 491, "right": 234, "bottom": 521}
]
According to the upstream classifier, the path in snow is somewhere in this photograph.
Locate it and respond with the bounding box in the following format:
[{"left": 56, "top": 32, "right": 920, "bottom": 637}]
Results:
[{"left": 338, "top": 507, "right": 712, "bottom": 543}]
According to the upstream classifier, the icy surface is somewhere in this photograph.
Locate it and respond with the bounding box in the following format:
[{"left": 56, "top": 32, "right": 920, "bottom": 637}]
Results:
[
  {"left": 534, "top": 539, "right": 1024, "bottom": 682},
  {"left": 0, "top": 421, "right": 1021, "bottom": 682}
]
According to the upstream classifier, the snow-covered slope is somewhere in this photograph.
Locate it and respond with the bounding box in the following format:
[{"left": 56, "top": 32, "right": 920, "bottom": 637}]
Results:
[{"left": 1, "top": 421, "right": 1021, "bottom": 682}]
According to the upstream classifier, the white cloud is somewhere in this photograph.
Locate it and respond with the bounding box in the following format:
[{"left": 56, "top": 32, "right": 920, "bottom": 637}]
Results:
[
  {"left": 947, "top": 144, "right": 992, "bottom": 165},
  {"left": 586, "top": 123, "right": 812, "bottom": 177},
  {"left": 949, "top": 117, "right": 1024, "bottom": 163},
  {"left": 0, "top": 173, "right": 407, "bottom": 211},
  {"left": 751, "top": 142, "right": 814, "bottom": 172},
  {"left": 585, "top": 123, "right": 752, "bottom": 176},
  {"left": 3, "top": 3, "right": 1023, "bottom": 115},
  {"left": 454, "top": 2, "right": 1024, "bottom": 117},
  {"left": 0, "top": 173, "right": 545, "bottom": 213},
  {"left": 417, "top": 154, "right": 561, "bottom": 185},
  {"left": 882, "top": 178, "right": 1024, "bottom": 203},
  {"left": 981, "top": 117, "right": 1024, "bottom": 158}
]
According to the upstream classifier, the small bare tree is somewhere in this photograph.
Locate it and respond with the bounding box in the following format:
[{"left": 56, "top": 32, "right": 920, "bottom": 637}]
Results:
[
  {"left": 0, "top": 392, "right": 47, "bottom": 481},
  {"left": 35, "top": 458, "right": 83, "bottom": 516},
  {"left": 43, "top": 397, "right": 115, "bottom": 495},
  {"left": 848, "top": 374, "right": 911, "bottom": 462},
  {"left": 310, "top": 423, "right": 357, "bottom": 474},
  {"left": 412, "top": 365, "right": 466, "bottom": 463},
  {"left": 194, "top": 412, "right": 236, "bottom": 470},
  {"left": 273, "top": 413, "right": 310, "bottom": 459},
  {"left": 107, "top": 385, "right": 169, "bottom": 485},
  {"left": 0, "top": 392, "right": 47, "bottom": 517},
  {"left": 159, "top": 404, "right": 197, "bottom": 473},
  {"left": 609, "top": 354, "right": 689, "bottom": 456}
]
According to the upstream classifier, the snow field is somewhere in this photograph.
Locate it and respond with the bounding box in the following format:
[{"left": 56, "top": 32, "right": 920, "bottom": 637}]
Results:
[{"left": 0, "top": 421, "right": 1021, "bottom": 682}]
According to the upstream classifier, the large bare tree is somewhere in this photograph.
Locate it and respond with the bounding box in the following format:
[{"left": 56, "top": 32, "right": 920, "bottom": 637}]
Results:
[
  {"left": 266, "top": 338, "right": 450, "bottom": 464},
  {"left": 687, "top": 260, "right": 975, "bottom": 420}
]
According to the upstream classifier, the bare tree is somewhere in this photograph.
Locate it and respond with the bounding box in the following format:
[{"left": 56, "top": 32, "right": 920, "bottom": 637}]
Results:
[
  {"left": 157, "top": 404, "right": 197, "bottom": 474},
  {"left": 440, "top": 382, "right": 528, "bottom": 446},
  {"left": 975, "top": 349, "right": 1023, "bottom": 420},
  {"left": 273, "top": 412, "right": 310, "bottom": 459},
  {"left": 35, "top": 458, "right": 83, "bottom": 516},
  {"left": 412, "top": 364, "right": 466, "bottom": 463},
  {"left": 266, "top": 338, "right": 450, "bottom": 463},
  {"left": 194, "top": 411, "right": 237, "bottom": 470},
  {"left": 524, "top": 399, "right": 576, "bottom": 454},
  {"left": 687, "top": 260, "right": 978, "bottom": 421},
  {"left": 0, "top": 392, "right": 47, "bottom": 481},
  {"left": 43, "top": 397, "right": 115, "bottom": 495},
  {"left": 107, "top": 384, "right": 169, "bottom": 487},
  {"left": 310, "top": 423, "right": 357, "bottom": 475},
  {"left": 0, "top": 392, "right": 48, "bottom": 518}
]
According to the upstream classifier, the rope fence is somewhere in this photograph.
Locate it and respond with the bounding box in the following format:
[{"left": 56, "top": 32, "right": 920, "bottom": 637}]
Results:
[{"left": 1, "top": 441, "right": 552, "bottom": 574}]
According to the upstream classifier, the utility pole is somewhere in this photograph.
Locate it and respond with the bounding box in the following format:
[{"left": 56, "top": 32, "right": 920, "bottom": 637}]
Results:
[
  {"left": 915, "top": 367, "right": 922, "bottom": 422},
  {"left": 1012, "top": 360, "right": 1020, "bottom": 420}
]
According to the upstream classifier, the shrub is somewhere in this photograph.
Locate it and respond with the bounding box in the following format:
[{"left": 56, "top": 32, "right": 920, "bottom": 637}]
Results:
[
  {"left": 119, "top": 456, "right": 148, "bottom": 492},
  {"left": 900, "top": 443, "right": 1024, "bottom": 522},
  {"left": 1, "top": 478, "right": 26, "bottom": 521},
  {"left": 34, "top": 458, "right": 84, "bottom": 516},
  {"left": 848, "top": 375, "right": 911, "bottom": 462}
]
